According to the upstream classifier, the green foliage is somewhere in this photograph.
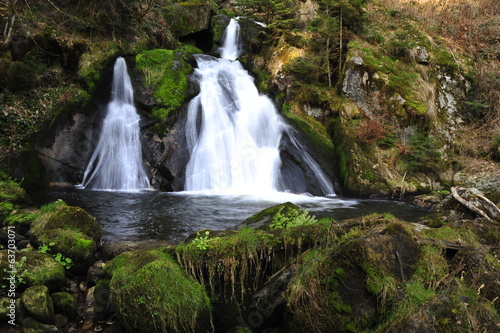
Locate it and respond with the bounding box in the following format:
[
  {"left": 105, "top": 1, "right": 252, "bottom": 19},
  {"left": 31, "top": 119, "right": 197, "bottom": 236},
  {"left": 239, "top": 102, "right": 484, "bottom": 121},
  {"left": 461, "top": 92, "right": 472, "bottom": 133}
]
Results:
[
  {"left": 270, "top": 208, "right": 317, "bottom": 229},
  {"left": 136, "top": 49, "right": 192, "bottom": 120},
  {"left": 400, "top": 131, "right": 442, "bottom": 173},
  {"left": 34, "top": 241, "right": 74, "bottom": 269},
  {"left": 235, "top": 0, "right": 299, "bottom": 34},
  {"left": 191, "top": 231, "right": 211, "bottom": 251},
  {"left": 40, "top": 199, "right": 67, "bottom": 214}
]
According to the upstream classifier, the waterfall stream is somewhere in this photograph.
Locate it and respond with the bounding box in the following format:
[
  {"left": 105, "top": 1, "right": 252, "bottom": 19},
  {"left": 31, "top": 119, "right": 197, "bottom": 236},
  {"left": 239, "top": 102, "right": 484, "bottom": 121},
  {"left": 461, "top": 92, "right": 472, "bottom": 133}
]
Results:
[
  {"left": 81, "top": 57, "right": 150, "bottom": 191},
  {"left": 184, "top": 18, "right": 335, "bottom": 195}
]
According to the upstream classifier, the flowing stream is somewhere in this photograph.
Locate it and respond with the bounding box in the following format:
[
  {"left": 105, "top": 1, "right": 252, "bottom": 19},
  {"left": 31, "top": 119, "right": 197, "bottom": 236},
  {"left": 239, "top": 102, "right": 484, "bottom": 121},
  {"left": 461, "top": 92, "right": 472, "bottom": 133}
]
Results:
[{"left": 81, "top": 57, "right": 150, "bottom": 191}]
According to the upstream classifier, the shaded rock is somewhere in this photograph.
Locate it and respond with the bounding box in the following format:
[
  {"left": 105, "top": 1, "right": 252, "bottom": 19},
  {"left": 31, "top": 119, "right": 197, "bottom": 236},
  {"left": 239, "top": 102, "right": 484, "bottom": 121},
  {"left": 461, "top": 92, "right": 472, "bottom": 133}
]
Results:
[
  {"left": 412, "top": 193, "right": 446, "bottom": 209},
  {"left": 51, "top": 292, "right": 77, "bottom": 319},
  {"left": 22, "top": 317, "right": 59, "bottom": 333},
  {"left": 21, "top": 285, "right": 55, "bottom": 324},
  {"left": 105, "top": 248, "right": 211, "bottom": 333},
  {"left": 87, "top": 261, "right": 107, "bottom": 284},
  {"left": 94, "top": 279, "right": 113, "bottom": 320}
]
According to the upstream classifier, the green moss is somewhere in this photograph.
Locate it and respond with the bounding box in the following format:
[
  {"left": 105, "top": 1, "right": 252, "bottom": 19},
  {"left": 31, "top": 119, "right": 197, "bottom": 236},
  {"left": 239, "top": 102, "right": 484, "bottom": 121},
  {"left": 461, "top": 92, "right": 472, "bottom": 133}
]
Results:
[
  {"left": 105, "top": 248, "right": 211, "bottom": 333},
  {"left": 282, "top": 104, "right": 334, "bottom": 159},
  {"left": 135, "top": 49, "right": 193, "bottom": 120},
  {"left": 51, "top": 292, "right": 77, "bottom": 317},
  {"left": 37, "top": 229, "right": 97, "bottom": 263},
  {"left": 240, "top": 202, "right": 301, "bottom": 230},
  {"left": 31, "top": 203, "right": 102, "bottom": 242}
]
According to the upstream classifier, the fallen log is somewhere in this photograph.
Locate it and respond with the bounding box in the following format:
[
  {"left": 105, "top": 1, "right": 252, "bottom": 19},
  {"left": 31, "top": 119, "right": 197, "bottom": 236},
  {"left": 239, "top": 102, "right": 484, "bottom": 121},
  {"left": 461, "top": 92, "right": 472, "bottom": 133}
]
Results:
[{"left": 451, "top": 186, "right": 500, "bottom": 223}]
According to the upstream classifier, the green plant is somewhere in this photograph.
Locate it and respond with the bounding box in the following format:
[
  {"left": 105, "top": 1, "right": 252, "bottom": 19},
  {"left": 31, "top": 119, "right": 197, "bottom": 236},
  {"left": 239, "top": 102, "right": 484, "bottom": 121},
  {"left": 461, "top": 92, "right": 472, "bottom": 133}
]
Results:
[
  {"left": 54, "top": 253, "right": 73, "bottom": 269},
  {"left": 270, "top": 208, "right": 317, "bottom": 229},
  {"left": 191, "top": 231, "right": 211, "bottom": 251},
  {"left": 36, "top": 241, "right": 74, "bottom": 269},
  {"left": 400, "top": 131, "right": 442, "bottom": 173}
]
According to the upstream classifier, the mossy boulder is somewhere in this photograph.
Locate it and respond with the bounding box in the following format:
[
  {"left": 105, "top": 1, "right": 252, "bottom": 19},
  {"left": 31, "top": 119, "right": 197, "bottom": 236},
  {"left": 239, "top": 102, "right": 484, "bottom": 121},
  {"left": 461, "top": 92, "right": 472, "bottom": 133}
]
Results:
[
  {"left": 0, "top": 250, "right": 65, "bottom": 291},
  {"left": 105, "top": 248, "right": 212, "bottom": 333},
  {"left": 21, "top": 285, "right": 55, "bottom": 324},
  {"left": 0, "top": 177, "right": 30, "bottom": 205},
  {"left": 230, "top": 202, "right": 301, "bottom": 230},
  {"left": 284, "top": 219, "right": 421, "bottom": 332},
  {"left": 51, "top": 292, "right": 77, "bottom": 319},
  {"left": 135, "top": 49, "right": 193, "bottom": 120},
  {"left": 37, "top": 228, "right": 97, "bottom": 271},
  {"left": 30, "top": 202, "right": 102, "bottom": 242},
  {"left": 164, "top": 0, "right": 212, "bottom": 37}
]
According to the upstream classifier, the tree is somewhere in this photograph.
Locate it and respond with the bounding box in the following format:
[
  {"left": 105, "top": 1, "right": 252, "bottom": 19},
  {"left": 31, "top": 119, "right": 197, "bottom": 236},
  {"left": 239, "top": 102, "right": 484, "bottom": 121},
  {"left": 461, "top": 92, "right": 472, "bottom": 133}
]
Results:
[
  {"left": 2, "top": 0, "right": 18, "bottom": 46},
  {"left": 235, "top": 0, "right": 299, "bottom": 35}
]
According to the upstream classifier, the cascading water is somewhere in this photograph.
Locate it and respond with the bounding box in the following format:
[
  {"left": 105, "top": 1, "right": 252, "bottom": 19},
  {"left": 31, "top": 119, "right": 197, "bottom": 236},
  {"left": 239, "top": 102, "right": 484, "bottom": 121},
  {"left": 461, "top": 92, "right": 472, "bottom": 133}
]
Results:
[
  {"left": 185, "top": 18, "right": 335, "bottom": 195},
  {"left": 81, "top": 57, "right": 150, "bottom": 191}
]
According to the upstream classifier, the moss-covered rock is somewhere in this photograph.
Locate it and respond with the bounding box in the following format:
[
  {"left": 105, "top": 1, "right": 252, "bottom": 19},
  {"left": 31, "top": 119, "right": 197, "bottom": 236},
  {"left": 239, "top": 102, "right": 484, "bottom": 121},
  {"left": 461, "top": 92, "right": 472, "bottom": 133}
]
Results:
[
  {"left": 30, "top": 202, "right": 102, "bottom": 242},
  {"left": 284, "top": 218, "right": 421, "bottom": 332},
  {"left": 231, "top": 202, "right": 301, "bottom": 230},
  {"left": 37, "top": 228, "right": 97, "bottom": 267},
  {"left": 0, "top": 297, "right": 14, "bottom": 323},
  {"left": 21, "top": 316, "right": 59, "bottom": 333},
  {"left": 163, "top": 0, "right": 212, "bottom": 38},
  {"left": 135, "top": 49, "right": 193, "bottom": 120},
  {"left": 51, "top": 292, "right": 77, "bottom": 319},
  {"left": 21, "top": 285, "right": 55, "bottom": 324},
  {"left": 105, "top": 248, "right": 211, "bottom": 333},
  {"left": 0, "top": 250, "right": 65, "bottom": 291}
]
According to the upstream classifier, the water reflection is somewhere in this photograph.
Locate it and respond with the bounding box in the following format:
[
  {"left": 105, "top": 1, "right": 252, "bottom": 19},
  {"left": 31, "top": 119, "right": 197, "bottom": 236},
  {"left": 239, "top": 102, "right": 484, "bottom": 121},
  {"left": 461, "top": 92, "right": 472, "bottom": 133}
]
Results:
[{"left": 30, "top": 188, "right": 429, "bottom": 244}]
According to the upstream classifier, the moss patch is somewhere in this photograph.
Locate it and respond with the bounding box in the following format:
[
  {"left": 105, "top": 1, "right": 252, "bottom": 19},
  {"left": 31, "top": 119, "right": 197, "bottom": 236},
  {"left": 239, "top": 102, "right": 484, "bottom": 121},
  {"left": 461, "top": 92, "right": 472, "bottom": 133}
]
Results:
[
  {"left": 135, "top": 49, "right": 193, "bottom": 120},
  {"left": 105, "top": 248, "right": 211, "bottom": 333}
]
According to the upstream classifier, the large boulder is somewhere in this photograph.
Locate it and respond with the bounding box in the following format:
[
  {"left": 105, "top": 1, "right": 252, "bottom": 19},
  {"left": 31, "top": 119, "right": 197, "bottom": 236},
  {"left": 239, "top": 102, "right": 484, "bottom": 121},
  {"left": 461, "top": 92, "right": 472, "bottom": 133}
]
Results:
[
  {"left": 30, "top": 201, "right": 102, "bottom": 242},
  {"left": 105, "top": 248, "right": 211, "bottom": 333}
]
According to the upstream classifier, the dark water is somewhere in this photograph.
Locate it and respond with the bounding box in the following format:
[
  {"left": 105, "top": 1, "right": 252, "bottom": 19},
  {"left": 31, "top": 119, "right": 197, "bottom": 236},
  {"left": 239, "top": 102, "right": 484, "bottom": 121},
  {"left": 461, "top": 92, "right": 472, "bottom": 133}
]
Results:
[{"left": 29, "top": 187, "right": 429, "bottom": 244}]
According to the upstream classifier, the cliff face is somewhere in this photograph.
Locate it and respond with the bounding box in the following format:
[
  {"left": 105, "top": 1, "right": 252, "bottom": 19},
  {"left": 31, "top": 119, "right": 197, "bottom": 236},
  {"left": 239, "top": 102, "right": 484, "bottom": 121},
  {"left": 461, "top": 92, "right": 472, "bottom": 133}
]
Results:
[{"left": 0, "top": 0, "right": 498, "bottom": 199}]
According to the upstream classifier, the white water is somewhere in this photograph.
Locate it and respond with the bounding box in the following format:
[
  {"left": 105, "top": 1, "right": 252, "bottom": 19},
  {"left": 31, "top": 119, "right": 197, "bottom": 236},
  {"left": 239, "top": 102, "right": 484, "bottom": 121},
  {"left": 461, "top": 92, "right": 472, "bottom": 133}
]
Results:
[
  {"left": 185, "top": 19, "right": 334, "bottom": 196},
  {"left": 81, "top": 57, "right": 150, "bottom": 191}
]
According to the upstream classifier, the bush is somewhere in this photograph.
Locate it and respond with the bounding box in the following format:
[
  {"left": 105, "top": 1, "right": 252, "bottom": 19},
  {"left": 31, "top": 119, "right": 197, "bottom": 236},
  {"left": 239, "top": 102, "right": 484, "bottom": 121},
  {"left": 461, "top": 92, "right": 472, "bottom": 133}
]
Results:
[{"left": 400, "top": 131, "right": 442, "bottom": 173}]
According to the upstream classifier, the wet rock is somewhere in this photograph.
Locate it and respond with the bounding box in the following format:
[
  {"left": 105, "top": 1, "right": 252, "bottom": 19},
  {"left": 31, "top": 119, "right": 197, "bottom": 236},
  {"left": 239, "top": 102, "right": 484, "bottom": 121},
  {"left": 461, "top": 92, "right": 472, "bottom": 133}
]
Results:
[{"left": 21, "top": 285, "right": 55, "bottom": 324}]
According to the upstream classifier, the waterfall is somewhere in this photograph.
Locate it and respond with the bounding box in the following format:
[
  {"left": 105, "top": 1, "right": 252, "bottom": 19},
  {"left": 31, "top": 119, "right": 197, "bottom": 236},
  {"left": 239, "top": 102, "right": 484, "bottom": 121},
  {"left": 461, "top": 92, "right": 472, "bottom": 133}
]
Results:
[
  {"left": 185, "top": 18, "right": 335, "bottom": 196},
  {"left": 81, "top": 57, "right": 150, "bottom": 191}
]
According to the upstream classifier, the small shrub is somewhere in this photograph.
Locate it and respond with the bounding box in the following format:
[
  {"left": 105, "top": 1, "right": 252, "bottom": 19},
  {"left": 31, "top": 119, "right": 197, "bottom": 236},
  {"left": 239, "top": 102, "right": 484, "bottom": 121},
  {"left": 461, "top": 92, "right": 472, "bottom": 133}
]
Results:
[{"left": 399, "top": 131, "right": 441, "bottom": 173}]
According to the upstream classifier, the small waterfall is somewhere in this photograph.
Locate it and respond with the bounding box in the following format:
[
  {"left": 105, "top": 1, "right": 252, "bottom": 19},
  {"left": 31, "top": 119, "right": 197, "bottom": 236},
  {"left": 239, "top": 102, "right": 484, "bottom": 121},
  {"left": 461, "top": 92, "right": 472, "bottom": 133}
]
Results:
[
  {"left": 81, "top": 57, "right": 150, "bottom": 191},
  {"left": 185, "top": 19, "right": 335, "bottom": 196}
]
